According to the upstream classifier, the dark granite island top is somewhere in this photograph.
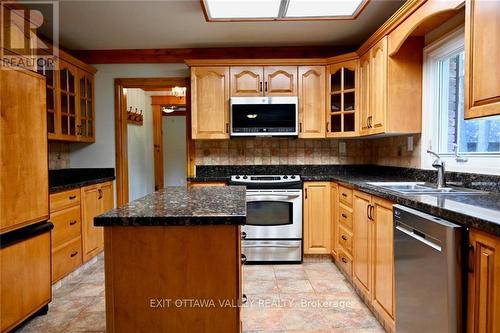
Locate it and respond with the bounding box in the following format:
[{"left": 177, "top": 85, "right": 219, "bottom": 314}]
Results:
[{"left": 94, "top": 186, "right": 246, "bottom": 226}]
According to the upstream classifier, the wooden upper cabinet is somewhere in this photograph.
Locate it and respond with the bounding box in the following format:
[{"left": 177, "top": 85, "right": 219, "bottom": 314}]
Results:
[
  {"left": 191, "top": 67, "right": 230, "bottom": 139},
  {"left": 359, "top": 52, "right": 371, "bottom": 135},
  {"left": 369, "top": 38, "right": 387, "bottom": 135},
  {"left": 230, "top": 67, "right": 263, "bottom": 96},
  {"left": 468, "top": 229, "right": 500, "bottom": 333},
  {"left": 298, "top": 66, "right": 326, "bottom": 138},
  {"left": 1, "top": 69, "right": 49, "bottom": 233},
  {"left": 465, "top": 0, "right": 500, "bottom": 119},
  {"left": 37, "top": 60, "right": 59, "bottom": 138},
  {"left": 264, "top": 66, "right": 297, "bottom": 96},
  {"left": 327, "top": 60, "right": 358, "bottom": 138},
  {"left": 303, "top": 182, "right": 331, "bottom": 254},
  {"left": 77, "top": 70, "right": 95, "bottom": 142}
]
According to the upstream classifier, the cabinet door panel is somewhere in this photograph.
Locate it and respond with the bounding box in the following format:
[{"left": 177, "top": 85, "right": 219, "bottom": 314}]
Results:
[
  {"left": 298, "top": 66, "right": 326, "bottom": 138},
  {"left": 464, "top": 0, "right": 500, "bottom": 119},
  {"left": 372, "top": 198, "right": 395, "bottom": 323},
  {"left": 230, "top": 67, "right": 263, "bottom": 97},
  {"left": 77, "top": 70, "right": 95, "bottom": 142},
  {"left": 82, "top": 186, "right": 101, "bottom": 261},
  {"left": 58, "top": 61, "right": 79, "bottom": 140},
  {"left": 370, "top": 37, "right": 387, "bottom": 134},
  {"left": 359, "top": 52, "right": 371, "bottom": 135},
  {"left": 191, "top": 67, "right": 229, "bottom": 139},
  {"left": 353, "top": 191, "right": 372, "bottom": 298},
  {"left": 304, "top": 182, "right": 331, "bottom": 254},
  {"left": 468, "top": 229, "right": 500, "bottom": 333},
  {"left": 264, "top": 66, "right": 297, "bottom": 96},
  {"left": 1, "top": 69, "right": 49, "bottom": 232}
]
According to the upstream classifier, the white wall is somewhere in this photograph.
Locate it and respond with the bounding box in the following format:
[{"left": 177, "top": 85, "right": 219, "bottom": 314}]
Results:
[
  {"left": 163, "top": 116, "right": 187, "bottom": 186},
  {"left": 126, "top": 88, "right": 155, "bottom": 200},
  {"left": 69, "top": 63, "right": 189, "bottom": 169}
]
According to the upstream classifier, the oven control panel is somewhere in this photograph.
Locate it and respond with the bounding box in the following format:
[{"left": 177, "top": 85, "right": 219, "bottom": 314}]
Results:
[{"left": 230, "top": 175, "right": 302, "bottom": 189}]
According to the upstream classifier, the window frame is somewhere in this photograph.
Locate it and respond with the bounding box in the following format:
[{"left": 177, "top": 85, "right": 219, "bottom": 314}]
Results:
[{"left": 422, "top": 27, "right": 500, "bottom": 175}]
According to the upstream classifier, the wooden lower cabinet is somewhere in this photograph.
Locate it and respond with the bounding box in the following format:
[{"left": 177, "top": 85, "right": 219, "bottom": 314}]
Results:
[
  {"left": 468, "top": 229, "right": 500, "bottom": 333},
  {"left": 304, "top": 182, "right": 331, "bottom": 254},
  {"left": 188, "top": 181, "right": 227, "bottom": 187},
  {"left": 82, "top": 182, "right": 113, "bottom": 262},
  {"left": 1, "top": 231, "right": 51, "bottom": 333}
]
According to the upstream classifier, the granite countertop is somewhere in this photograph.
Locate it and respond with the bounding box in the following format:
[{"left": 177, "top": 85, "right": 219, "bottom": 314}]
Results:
[
  {"left": 188, "top": 165, "right": 500, "bottom": 236},
  {"left": 49, "top": 168, "right": 115, "bottom": 193},
  {"left": 94, "top": 186, "right": 247, "bottom": 226}
]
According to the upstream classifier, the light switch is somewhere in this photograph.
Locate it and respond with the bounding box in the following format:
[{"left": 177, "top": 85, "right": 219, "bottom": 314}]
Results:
[{"left": 407, "top": 136, "right": 414, "bottom": 152}]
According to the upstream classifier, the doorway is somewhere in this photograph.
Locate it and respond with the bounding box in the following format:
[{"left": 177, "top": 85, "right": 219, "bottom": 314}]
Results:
[{"left": 114, "top": 78, "right": 193, "bottom": 206}]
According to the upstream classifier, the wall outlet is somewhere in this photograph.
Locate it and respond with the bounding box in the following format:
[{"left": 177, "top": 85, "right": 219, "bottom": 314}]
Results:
[
  {"left": 407, "top": 136, "right": 414, "bottom": 152},
  {"left": 339, "top": 141, "right": 347, "bottom": 155}
]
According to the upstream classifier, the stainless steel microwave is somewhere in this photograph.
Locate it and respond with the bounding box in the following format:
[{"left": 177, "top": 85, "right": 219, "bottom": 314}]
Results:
[{"left": 230, "top": 96, "right": 298, "bottom": 137}]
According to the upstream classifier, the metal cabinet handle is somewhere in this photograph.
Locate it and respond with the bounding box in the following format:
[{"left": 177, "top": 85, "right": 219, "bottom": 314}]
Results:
[
  {"left": 241, "top": 254, "right": 247, "bottom": 265},
  {"left": 341, "top": 257, "right": 348, "bottom": 264},
  {"left": 342, "top": 193, "right": 347, "bottom": 197},
  {"left": 242, "top": 294, "right": 247, "bottom": 305},
  {"left": 305, "top": 188, "right": 308, "bottom": 199},
  {"left": 69, "top": 195, "right": 77, "bottom": 200},
  {"left": 265, "top": 81, "right": 268, "bottom": 92},
  {"left": 370, "top": 205, "right": 375, "bottom": 221},
  {"left": 98, "top": 189, "right": 103, "bottom": 199},
  {"left": 69, "top": 220, "right": 77, "bottom": 226},
  {"left": 341, "top": 213, "right": 347, "bottom": 218},
  {"left": 259, "top": 81, "right": 263, "bottom": 92},
  {"left": 326, "top": 122, "right": 330, "bottom": 132},
  {"left": 70, "top": 251, "right": 78, "bottom": 257},
  {"left": 341, "top": 235, "right": 347, "bottom": 241},
  {"left": 241, "top": 231, "right": 247, "bottom": 240},
  {"left": 366, "top": 204, "right": 370, "bottom": 219},
  {"left": 299, "top": 122, "right": 302, "bottom": 133},
  {"left": 226, "top": 123, "right": 229, "bottom": 133}
]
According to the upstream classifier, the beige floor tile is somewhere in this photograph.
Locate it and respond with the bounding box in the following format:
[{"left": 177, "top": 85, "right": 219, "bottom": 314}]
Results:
[{"left": 277, "top": 279, "right": 314, "bottom": 293}]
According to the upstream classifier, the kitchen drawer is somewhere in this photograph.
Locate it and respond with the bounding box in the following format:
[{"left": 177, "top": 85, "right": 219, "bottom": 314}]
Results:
[
  {"left": 339, "top": 186, "right": 353, "bottom": 206},
  {"left": 338, "top": 225, "right": 353, "bottom": 254},
  {"left": 51, "top": 205, "right": 81, "bottom": 249},
  {"left": 52, "top": 237, "right": 82, "bottom": 282},
  {"left": 339, "top": 204, "right": 353, "bottom": 231},
  {"left": 337, "top": 249, "right": 352, "bottom": 277},
  {"left": 50, "top": 189, "right": 80, "bottom": 212}
]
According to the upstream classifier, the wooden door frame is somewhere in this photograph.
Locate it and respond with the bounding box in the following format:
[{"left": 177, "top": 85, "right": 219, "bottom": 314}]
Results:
[{"left": 114, "top": 77, "right": 193, "bottom": 206}]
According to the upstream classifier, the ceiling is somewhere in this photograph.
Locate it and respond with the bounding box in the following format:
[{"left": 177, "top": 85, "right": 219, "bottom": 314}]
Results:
[{"left": 52, "top": 0, "right": 406, "bottom": 50}]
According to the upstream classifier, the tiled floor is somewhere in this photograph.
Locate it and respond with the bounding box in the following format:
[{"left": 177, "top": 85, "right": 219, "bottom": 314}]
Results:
[{"left": 16, "top": 256, "right": 383, "bottom": 333}]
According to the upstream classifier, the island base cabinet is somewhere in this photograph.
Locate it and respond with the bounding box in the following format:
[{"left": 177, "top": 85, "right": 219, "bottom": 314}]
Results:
[
  {"left": 81, "top": 182, "right": 113, "bottom": 262},
  {"left": 103, "top": 225, "right": 242, "bottom": 333},
  {"left": 468, "top": 229, "right": 500, "bottom": 333}
]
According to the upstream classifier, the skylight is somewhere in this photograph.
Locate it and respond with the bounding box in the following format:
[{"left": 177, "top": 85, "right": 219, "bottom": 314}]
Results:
[{"left": 203, "top": 0, "right": 367, "bottom": 21}]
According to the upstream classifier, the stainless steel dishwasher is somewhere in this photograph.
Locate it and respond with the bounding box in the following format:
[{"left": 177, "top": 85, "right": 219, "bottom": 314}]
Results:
[{"left": 394, "top": 205, "right": 464, "bottom": 333}]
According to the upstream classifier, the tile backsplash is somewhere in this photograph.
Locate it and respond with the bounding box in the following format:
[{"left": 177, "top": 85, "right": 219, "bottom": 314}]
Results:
[
  {"left": 48, "top": 142, "right": 70, "bottom": 169},
  {"left": 194, "top": 135, "right": 421, "bottom": 168}
]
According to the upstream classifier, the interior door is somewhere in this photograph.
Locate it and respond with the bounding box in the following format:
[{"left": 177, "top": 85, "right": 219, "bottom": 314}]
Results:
[
  {"left": 353, "top": 191, "right": 372, "bottom": 299},
  {"left": 230, "top": 67, "right": 263, "bottom": 97},
  {"left": 264, "top": 66, "right": 297, "bottom": 96}
]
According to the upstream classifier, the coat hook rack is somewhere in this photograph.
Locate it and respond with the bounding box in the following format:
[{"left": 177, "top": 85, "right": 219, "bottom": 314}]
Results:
[{"left": 127, "top": 106, "right": 143, "bottom": 125}]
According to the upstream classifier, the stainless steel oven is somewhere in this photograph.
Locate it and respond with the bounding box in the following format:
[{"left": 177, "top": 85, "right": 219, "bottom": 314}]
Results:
[{"left": 230, "top": 175, "right": 302, "bottom": 263}]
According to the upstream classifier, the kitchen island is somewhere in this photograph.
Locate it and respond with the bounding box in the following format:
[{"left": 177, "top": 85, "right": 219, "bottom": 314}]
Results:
[{"left": 94, "top": 186, "right": 246, "bottom": 333}]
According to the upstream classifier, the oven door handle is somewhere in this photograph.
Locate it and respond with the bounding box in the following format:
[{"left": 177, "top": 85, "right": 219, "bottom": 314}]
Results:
[
  {"left": 243, "top": 244, "right": 300, "bottom": 248},
  {"left": 246, "top": 195, "right": 301, "bottom": 201}
]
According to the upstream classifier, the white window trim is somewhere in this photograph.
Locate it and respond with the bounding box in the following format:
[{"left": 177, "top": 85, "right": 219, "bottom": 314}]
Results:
[{"left": 421, "top": 27, "right": 500, "bottom": 175}]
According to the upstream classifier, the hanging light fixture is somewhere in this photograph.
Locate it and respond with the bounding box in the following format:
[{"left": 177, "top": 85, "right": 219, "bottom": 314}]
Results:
[{"left": 171, "top": 86, "right": 186, "bottom": 98}]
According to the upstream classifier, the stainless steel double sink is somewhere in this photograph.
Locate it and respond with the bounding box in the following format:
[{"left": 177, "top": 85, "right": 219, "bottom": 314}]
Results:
[{"left": 366, "top": 182, "right": 485, "bottom": 195}]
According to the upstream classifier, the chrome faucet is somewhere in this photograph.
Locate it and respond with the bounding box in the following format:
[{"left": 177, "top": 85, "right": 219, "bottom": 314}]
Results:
[{"left": 427, "top": 149, "right": 446, "bottom": 189}]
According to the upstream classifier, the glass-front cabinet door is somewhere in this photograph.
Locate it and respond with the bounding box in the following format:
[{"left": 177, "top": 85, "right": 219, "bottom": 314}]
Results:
[
  {"left": 37, "top": 59, "right": 59, "bottom": 138},
  {"left": 327, "top": 60, "right": 358, "bottom": 138},
  {"left": 78, "top": 70, "right": 95, "bottom": 142},
  {"left": 58, "top": 60, "right": 78, "bottom": 140}
]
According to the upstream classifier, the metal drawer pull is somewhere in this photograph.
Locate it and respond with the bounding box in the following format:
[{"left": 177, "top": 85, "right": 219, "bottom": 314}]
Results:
[
  {"left": 341, "top": 235, "right": 348, "bottom": 241},
  {"left": 342, "top": 193, "right": 347, "bottom": 197},
  {"left": 70, "top": 251, "right": 78, "bottom": 257},
  {"left": 69, "top": 220, "right": 77, "bottom": 226},
  {"left": 242, "top": 294, "right": 247, "bottom": 305},
  {"left": 241, "top": 254, "right": 247, "bottom": 265},
  {"left": 341, "top": 257, "right": 348, "bottom": 263},
  {"left": 241, "top": 231, "right": 247, "bottom": 240},
  {"left": 69, "top": 195, "right": 77, "bottom": 200},
  {"left": 341, "top": 213, "right": 347, "bottom": 218}
]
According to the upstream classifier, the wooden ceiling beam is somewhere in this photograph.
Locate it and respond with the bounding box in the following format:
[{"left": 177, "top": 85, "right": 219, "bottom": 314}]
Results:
[{"left": 71, "top": 46, "right": 355, "bottom": 64}]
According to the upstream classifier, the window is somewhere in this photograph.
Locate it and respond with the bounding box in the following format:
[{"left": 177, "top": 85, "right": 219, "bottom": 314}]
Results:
[{"left": 422, "top": 28, "right": 500, "bottom": 175}]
